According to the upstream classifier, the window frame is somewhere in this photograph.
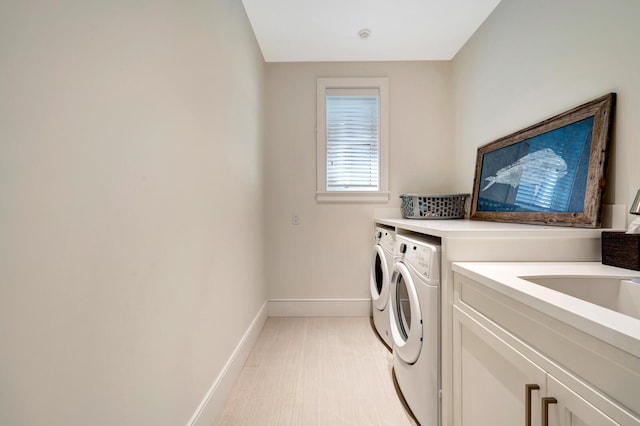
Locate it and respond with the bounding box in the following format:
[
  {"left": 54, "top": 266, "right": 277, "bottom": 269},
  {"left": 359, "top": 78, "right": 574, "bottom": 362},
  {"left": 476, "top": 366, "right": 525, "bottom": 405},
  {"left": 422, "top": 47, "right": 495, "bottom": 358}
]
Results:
[{"left": 316, "top": 77, "right": 390, "bottom": 203}]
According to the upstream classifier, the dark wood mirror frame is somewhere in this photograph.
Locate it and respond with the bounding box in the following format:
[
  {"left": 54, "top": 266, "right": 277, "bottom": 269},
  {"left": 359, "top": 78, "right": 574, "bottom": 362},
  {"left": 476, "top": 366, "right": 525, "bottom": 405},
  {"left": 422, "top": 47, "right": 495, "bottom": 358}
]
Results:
[{"left": 470, "top": 93, "right": 616, "bottom": 228}]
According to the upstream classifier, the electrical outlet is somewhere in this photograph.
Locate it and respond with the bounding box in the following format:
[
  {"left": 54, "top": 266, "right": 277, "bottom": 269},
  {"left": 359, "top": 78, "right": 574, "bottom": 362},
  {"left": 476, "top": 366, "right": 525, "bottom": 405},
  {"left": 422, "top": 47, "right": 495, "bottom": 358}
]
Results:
[{"left": 291, "top": 214, "right": 300, "bottom": 225}]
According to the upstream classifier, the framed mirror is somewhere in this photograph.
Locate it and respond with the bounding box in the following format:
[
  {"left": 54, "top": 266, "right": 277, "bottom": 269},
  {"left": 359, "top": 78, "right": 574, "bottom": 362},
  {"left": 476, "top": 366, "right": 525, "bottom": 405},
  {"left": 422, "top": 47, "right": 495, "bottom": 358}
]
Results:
[{"left": 470, "top": 93, "right": 616, "bottom": 228}]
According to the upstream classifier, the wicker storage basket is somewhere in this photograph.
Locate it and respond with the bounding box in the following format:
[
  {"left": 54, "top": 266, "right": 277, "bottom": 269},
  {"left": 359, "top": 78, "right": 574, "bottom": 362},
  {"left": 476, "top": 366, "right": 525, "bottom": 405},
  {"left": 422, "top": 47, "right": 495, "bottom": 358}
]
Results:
[
  {"left": 400, "top": 194, "right": 468, "bottom": 219},
  {"left": 601, "top": 231, "right": 640, "bottom": 271}
]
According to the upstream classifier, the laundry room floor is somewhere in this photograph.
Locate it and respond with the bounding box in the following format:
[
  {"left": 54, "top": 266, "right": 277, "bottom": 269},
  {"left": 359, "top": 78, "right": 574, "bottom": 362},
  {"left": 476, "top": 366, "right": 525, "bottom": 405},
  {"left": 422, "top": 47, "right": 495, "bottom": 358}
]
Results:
[{"left": 214, "top": 317, "right": 416, "bottom": 425}]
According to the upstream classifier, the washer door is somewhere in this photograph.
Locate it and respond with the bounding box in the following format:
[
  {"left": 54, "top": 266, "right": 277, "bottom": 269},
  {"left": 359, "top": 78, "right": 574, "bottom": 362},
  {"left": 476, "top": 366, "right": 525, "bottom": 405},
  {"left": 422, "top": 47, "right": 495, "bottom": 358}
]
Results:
[
  {"left": 370, "top": 245, "right": 389, "bottom": 310},
  {"left": 389, "top": 262, "right": 423, "bottom": 364}
]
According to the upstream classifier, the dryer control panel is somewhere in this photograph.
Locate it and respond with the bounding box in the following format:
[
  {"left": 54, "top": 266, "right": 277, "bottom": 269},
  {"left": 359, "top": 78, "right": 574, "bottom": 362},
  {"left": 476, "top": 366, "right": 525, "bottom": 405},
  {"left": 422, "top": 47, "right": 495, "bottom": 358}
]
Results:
[
  {"left": 375, "top": 226, "right": 396, "bottom": 253},
  {"left": 395, "top": 235, "right": 440, "bottom": 282}
]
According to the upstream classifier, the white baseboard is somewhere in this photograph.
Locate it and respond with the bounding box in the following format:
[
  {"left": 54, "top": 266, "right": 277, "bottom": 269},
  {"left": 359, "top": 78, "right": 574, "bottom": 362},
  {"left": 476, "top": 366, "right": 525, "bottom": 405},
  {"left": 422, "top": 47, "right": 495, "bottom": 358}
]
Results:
[
  {"left": 268, "top": 298, "right": 371, "bottom": 317},
  {"left": 186, "top": 301, "right": 268, "bottom": 426}
]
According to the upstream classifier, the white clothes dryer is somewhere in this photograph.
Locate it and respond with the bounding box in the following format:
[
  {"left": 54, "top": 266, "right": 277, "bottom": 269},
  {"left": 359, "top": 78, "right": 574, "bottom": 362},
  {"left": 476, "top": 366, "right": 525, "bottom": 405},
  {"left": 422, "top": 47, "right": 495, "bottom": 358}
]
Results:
[
  {"left": 370, "top": 226, "right": 395, "bottom": 348},
  {"left": 389, "top": 234, "right": 441, "bottom": 426}
]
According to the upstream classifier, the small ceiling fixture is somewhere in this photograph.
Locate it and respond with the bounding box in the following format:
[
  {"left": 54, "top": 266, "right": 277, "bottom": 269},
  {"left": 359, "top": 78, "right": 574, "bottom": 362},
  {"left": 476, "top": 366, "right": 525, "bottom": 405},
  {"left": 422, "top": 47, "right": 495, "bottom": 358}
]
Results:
[{"left": 358, "top": 29, "right": 371, "bottom": 40}]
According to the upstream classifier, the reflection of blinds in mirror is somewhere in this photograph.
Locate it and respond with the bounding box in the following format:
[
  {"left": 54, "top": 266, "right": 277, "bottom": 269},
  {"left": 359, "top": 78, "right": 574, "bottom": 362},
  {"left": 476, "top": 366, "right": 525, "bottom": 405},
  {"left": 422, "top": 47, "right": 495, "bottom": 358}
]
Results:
[
  {"left": 515, "top": 117, "right": 594, "bottom": 212},
  {"left": 326, "top": 93, "right": 380, "bottom": 191}
]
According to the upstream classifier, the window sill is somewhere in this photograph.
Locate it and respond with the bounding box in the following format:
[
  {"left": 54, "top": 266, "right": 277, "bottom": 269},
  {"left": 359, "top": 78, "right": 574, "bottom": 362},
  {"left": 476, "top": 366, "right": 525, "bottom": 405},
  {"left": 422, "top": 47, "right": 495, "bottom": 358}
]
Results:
[{"left": 315, "top": 191, "right": 390, "bottom": 204}]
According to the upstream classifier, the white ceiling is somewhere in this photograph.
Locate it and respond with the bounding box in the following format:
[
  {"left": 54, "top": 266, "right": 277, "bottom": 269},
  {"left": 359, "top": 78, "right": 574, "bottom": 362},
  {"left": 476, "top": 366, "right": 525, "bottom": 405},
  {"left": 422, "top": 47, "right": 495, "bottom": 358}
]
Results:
[{"left": 241, "top": 0, "right": 502, "bottom": 62}]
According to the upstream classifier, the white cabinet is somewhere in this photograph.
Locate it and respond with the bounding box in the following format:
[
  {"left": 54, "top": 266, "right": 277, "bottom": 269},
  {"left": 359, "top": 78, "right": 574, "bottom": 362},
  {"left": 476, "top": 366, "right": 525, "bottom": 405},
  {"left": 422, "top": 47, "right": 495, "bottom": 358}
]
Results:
[
  {"left": 546, "top": 375, "right": 619, "bottom": 426},
  {"left": 454, "top": 306, "right": 547, "bottom": 426},
  {"left": 452, "top": 272, "right": 640, "bottom": 426}
]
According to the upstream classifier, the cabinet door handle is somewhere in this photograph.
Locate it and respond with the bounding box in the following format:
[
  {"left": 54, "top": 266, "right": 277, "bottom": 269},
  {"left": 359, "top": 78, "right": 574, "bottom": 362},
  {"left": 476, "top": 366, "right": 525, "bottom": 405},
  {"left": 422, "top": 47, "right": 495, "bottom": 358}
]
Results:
[
  {"left": 541, "top": 396, "right": 557, "bottom": 426},
  {"left": 525, "top": 384, "right": 540, "bottom": 426}
]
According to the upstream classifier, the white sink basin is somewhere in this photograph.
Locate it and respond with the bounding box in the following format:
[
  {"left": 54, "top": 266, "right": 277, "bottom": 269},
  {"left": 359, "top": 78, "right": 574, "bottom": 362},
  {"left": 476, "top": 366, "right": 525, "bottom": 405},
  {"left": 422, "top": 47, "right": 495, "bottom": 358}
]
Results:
[
  {"left": 452, "top": 262, "right": 640, "bottom": 357},
  {"left": 520, "top": 276, "right": 640, "bottom": 320}
]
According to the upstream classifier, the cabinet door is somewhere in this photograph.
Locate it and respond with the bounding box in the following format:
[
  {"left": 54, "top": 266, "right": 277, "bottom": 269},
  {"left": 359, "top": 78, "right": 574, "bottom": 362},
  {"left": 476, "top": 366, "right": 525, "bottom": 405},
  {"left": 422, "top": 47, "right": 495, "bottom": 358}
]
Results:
[
  {"left": 546, "top": 375, "right": 627, "bottom": 426},
  {"left": 453, "top": 306, "right": 547, "bottom": 426}
]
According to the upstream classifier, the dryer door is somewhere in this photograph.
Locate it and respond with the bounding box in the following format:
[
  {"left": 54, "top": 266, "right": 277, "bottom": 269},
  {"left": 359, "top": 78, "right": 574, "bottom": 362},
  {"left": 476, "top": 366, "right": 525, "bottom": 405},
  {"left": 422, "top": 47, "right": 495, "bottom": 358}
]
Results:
[
  {"left": 370, "top": 245, "right": 389, "bottom": 310},
  {"left": 389, "top": 261, "right": 423, "bottom": 364}
]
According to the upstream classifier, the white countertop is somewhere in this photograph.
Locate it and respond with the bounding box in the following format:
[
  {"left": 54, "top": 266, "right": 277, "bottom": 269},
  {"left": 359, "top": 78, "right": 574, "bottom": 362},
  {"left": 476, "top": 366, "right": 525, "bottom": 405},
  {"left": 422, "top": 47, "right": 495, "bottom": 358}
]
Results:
[
  {"left": 452, "top": 261, "right": 640, "bottom": 358},
  {"left": 375, "top": 218, "right": 619, "bottom": 238}
]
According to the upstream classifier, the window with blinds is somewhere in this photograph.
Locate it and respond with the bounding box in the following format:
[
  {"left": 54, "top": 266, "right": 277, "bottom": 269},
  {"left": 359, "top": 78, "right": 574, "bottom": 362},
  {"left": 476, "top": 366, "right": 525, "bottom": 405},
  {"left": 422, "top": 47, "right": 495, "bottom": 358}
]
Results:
[
  {"left": 325, "top": 89, "right": 380, "bottom": 191},
  {"left": 316, "top": 77, "right": 389, "bottom": 203}
]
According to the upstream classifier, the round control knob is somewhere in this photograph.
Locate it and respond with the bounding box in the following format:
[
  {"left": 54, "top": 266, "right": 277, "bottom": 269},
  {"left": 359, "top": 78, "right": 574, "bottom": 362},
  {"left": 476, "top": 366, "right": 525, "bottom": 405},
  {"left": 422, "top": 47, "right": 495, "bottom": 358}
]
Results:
[
  {"left": 399, "top": 243, "right": 407, "bottom": 254},
  {"left": 376, "top": 231, "right": 382, "bottom": 238}
]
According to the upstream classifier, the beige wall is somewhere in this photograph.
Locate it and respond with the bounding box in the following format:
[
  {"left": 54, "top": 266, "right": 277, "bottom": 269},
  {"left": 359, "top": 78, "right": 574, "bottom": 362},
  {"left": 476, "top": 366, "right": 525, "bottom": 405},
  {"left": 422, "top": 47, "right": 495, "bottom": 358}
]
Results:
[
  {"left": 264, "top": 62, "right": 452, "bottom": 300},
  {"left": 0, "top": 1, "right": 265, "bottom": 425},
  {"left": 5, "top": 0, "right": 639, "bottom": 423},
  {"left": 452, "top": 0, "right": 640, "bottom": 225}
]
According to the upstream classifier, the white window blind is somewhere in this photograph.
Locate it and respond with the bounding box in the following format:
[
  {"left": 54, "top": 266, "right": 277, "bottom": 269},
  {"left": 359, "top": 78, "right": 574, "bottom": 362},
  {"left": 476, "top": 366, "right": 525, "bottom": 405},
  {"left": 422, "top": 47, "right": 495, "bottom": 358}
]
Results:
[
  {"left": 316, "top": 77, "right": 389, "bottom": 203},
  {"left": 325, "top": 88, "right": 380, "bottom": 191}
]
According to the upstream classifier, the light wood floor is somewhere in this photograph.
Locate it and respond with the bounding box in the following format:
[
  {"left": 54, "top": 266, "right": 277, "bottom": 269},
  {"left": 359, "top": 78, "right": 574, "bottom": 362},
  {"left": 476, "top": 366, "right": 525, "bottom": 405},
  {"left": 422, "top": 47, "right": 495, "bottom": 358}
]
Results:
[{"left": 214, "top": 317, "right": 417, "bottom": 426}]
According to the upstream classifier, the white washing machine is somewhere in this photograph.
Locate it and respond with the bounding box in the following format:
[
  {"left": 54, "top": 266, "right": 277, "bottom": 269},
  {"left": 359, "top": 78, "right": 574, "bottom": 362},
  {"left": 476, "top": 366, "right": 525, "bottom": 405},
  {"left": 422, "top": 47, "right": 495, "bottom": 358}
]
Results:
[
  {"left": 389, "top": 234, "right": 441, "bottom": 426},
  {"left": 370, "top": 226, "right": 395, "bottom": 349}
]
